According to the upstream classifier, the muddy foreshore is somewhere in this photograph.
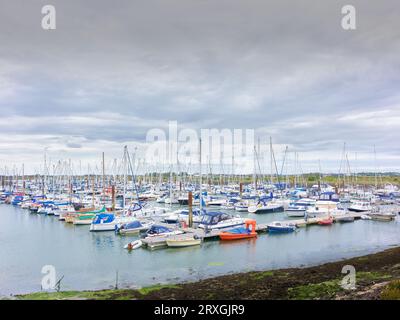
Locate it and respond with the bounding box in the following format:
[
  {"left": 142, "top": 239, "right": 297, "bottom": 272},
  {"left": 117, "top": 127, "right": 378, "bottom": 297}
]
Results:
[{"left": 16, "top": 246, "right": 400, "bottom": 300}]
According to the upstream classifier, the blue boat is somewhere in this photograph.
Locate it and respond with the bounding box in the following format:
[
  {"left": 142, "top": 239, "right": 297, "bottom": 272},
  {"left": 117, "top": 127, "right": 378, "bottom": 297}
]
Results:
[
  {"left": 116, "top": 220, "right": 154, "bottom": 235},
  {"left": 11, "top": 195, "right": 24, "bottom": 205},
  {"left": 267, "top": 221, "right": 296, "bottom": 233},
  {"left": 89, "top": 213, "right": 116, "bottom": 232},
  {"left": 142, "top": 224, "right": 183, "bottom": 238}
]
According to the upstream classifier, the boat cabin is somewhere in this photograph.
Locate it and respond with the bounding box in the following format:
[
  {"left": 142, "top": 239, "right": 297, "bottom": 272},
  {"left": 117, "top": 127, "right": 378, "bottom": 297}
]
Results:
[{"left": 200, "top": 211, "right": 233, "bottom": 226}]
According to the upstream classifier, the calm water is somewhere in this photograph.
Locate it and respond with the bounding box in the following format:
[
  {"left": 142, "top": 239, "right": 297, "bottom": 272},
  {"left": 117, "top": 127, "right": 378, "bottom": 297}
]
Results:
[{"left": 1, "top": 203, "right": 400, "bottom": 295}]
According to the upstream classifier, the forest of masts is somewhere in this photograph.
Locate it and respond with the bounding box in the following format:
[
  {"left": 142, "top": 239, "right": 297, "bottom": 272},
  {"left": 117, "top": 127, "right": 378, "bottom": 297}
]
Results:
[{"left": 0, "top": 142, "right": 388, "bottom": 192}]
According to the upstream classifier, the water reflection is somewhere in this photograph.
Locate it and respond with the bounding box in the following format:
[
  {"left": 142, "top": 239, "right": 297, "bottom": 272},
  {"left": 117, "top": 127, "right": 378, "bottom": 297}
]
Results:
[{"left": 0, "top": 204, "right": 399, "bottom": 295}]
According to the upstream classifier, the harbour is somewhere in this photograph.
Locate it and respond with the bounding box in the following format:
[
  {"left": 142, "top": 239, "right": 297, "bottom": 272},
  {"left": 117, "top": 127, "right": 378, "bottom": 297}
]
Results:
[{"left": 1, "top": 178, "right": 399, "bottom": 296}]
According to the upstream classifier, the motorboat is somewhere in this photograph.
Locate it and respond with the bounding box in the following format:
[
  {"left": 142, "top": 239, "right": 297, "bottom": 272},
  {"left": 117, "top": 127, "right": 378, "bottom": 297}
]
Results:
[
  {"left": 116, "top": 220, "right": 154, "bottom": 235},
  {"left": 219, "top": 219, "right": 257, "bottom": 240},
  {"left": 89, "top": 213, "right": 116, "bottom": 231},
  {"left": 248, "top": 201, "right": 284, "bottom": 214},
  {"left": 53, "top": 204, "right": 75, "bottom": 217},
  {"left": 348, "top": 201, "right": 372, "bottom": 212},
  {"left": 267, "top": 221, "right": 296, "bottom": 233},
  {"left": 306, "top": 195, "right": 344, "bottom": 217},
  {"left": 163, "top": 208, "right": 203, "bottom": 224},
  {"left": 90, "top": 213, "right": 137, "bottom": 231},
  {"left": 286, "top": 198, "right": 316, "bottom": 217},
  {"left": 206, "top": 196, "right": 227, "bottom": 206},
  {"left": 198, "top": 211, "right": 245, "bottom": 230},
  {"left": 164, "top": 197, "right": 179, "bottom": 205},
  {"left": 125, "top": 203, "right": 170, "bottom": 219},
  {"left": 11, "top": 195, "right": 24, "bottom": 206},
  {"left": 142, "top": 225, "right": 184, "bottom": 238},
  {"left": 234, "top": 201, "right": 249, "bottom": 212}
]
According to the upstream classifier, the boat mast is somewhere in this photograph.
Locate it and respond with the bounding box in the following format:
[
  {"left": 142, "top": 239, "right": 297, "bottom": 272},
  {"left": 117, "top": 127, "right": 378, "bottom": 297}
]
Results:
[
  {"left": 22, "top": 163, "right": 25, "bottom": 195},
  {"left": 199, "top": 138, "right": 202, "bottom": 212},
  {"left": 373, "top": 145, "right": 378, "bottom": 189},
  {"left": 231, "top": 140, "right": 235, "bottom": 185},
  {"left": 102, "top": 152, "right": 105, "bottom": 204},
  {"left": 253, "top": 145, "right": 257, "bottom": 192},
  {"left": 269, "top": 137, "right": 274, "bottom": 185},
  {"left": 123, "top": 146, "right": 127, "bottom": 213}
]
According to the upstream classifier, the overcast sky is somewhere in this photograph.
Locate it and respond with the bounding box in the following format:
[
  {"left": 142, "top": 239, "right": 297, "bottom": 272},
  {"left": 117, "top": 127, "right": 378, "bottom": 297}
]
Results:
[{"left": 0, "top": 0, "right": 399, "bottom": 174}]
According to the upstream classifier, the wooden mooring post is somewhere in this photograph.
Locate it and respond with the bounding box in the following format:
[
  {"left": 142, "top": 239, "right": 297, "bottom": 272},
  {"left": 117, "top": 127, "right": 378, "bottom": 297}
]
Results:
[{"left": 188, "top": 191, "right": 193, "bottom": 228}]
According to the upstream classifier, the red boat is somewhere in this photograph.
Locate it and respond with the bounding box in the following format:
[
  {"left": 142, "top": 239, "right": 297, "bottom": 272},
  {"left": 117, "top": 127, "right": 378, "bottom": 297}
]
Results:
[
  {"left": 219, "top": 219, "right": 257, "bottom": 240},
  {"left": 318, "top": 217, "right": 334, "bottom": 226}
]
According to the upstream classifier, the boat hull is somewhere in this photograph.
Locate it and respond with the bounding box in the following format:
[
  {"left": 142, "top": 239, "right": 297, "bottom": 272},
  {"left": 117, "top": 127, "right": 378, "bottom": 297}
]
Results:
[
  {"left": 368, "top": 214, "right": 395, "bottom": 221},
  {"left": 219, "top": 233, "right": 257, "bottom": 240},
  {"left": 166, "top": 238, "right": 201, "bottom": 247},
  {"left": 335, "top": 217, "right": 354, "bottom": 223},
  {"left": 268, "top": 226, "right": 296, "bottom": 233},
  {"left": 286, "top": 211, "right": 305, "bottom": 217},
  {"left": 348, "top": 208, "right": 370, "bottom": 213},
  {"left": 249, "top": 205, "right": 284, "bottom": 214},
  {"left": 318, "top": 218, "right": 333, "bottom": 225},
  {"left": 90, "top": 223, "right": 116, "bottom": 231}
]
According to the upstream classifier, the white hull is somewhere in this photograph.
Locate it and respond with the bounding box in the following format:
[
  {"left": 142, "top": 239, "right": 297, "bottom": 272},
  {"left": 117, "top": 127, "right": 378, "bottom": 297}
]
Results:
[
  {"left": 198, "top": 218, "right": 245, "bottom": 230},
  {"left": 90, "top": 223, "right": 116, "bottom": 231},
  {"left": 166, "top": 238, "right": 201, "bottom": 247},
  {"left": 73, "top": 219, "right": 92, "bottom": 225},
  {"left": 286, "top": 211, "right": 305, "bottom": 217}
]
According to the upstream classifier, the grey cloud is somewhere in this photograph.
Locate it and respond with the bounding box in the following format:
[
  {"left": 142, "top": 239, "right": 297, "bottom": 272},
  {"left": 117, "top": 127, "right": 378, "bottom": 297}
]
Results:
[{"left": 0, "top": 0, "right": 399, "bottom": 172}]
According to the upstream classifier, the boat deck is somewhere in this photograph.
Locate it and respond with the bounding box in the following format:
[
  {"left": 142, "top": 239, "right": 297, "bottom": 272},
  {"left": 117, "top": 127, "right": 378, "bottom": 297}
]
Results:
[{"left": 141, "top": 212, "right": 365, "bottom": 249}]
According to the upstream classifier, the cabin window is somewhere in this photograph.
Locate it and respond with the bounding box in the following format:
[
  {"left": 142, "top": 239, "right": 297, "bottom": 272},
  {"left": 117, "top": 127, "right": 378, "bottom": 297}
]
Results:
[{"left": 212, "top": 216, "right": 220, "bottom": 224}]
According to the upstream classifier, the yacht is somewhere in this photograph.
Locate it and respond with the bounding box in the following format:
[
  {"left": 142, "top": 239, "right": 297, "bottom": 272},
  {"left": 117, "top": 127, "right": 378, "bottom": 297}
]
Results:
[
  {"left": 286, "top": 198, "right": 316, "bottom": 217},
  {"left": 89, "top": 212, "right": 138, "bottom": 232},
  {"left": 163, "top": 208, "right": 203, "bottom": 224},
  {"left": 198, "top": 211, "right": 245, "bottom": 230},
  {"left": 247, "top": 200, "right": 284, "bottom": 214},
  {"left": 234, "top": 201, "right": 249, "bottom": 212},
  {"left": 348, "top": 201, "right": 372, "bottom": 212}
]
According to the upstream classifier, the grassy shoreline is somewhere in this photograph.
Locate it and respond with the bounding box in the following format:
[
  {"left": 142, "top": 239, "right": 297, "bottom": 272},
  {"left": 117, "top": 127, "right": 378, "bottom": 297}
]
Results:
[{"left": 15, "top": 246, "right": 400, "bottom": 300}]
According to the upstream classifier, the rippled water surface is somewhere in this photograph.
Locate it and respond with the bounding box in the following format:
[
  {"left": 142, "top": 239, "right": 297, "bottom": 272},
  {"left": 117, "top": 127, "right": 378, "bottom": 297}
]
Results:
[{"left": 1, "top": 203, "right": 399, "bottom": 295}]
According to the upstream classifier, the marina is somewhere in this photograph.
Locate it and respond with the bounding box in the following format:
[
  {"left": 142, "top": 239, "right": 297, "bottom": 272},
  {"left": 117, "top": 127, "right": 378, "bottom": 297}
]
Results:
[{"left": 1, "top": 172, "right": 399, "bottom": 296}]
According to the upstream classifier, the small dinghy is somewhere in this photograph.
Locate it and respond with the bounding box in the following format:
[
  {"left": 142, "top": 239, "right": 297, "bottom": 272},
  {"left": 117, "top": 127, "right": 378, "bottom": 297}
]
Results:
[
  {"left": 335, "top": 216, "right": 355, "bottom": 223},
  {"left": 166, "top": 235, "right": 202, "bottom": 248},
  {"left": 318, "top": 216, "right": 333, "bottom": 226},
  {"left": 360, "top": 214, "right": 372, "bottom": 220},
  {"left": 368, "top": 212, "right": 396, "bottom": 221},
  {"left": 219, "top": 219, "right": 257, "bottom": 240},
  {"left": 124, "top": 240, "right": 142, "bottom": 250}
]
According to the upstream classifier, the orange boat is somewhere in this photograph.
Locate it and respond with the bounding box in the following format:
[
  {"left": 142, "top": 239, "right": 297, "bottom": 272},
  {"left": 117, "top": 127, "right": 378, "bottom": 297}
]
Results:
[
  {"left": 219, "top": 219, "right": 257, "bottom": 240},
  {"left": 318, "top": 216, "right": 334, "bottom": 226}
]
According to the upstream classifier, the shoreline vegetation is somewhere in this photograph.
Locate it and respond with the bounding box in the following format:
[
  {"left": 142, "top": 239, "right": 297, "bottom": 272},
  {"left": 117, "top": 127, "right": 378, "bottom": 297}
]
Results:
[
  {"left": 2, "top": 173, "right": 400, "bottom": 187},
  {"left": 15, "top": 246, "right": 400, "bottom": 300}
]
